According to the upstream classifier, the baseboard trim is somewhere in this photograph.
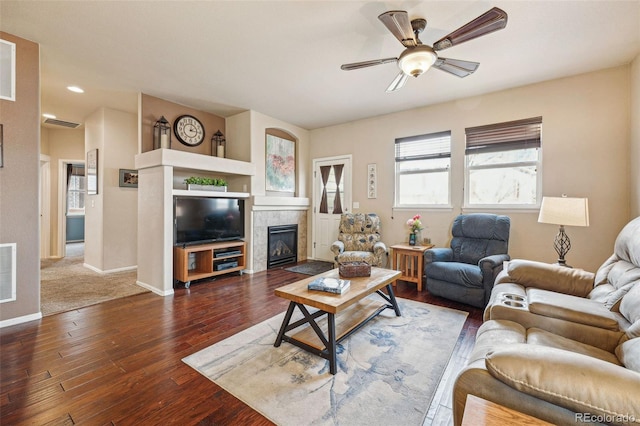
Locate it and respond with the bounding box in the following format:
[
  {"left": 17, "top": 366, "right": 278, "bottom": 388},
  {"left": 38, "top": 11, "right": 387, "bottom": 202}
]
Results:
[
  {"left": 0, "top": 311, "right": 43, "bottom": 328},
  {"left": 136, "top": 280, "right": 174, "bottom": 297},
  {"left": 83, "top": 263, "right": 138, "bottom": 274}
]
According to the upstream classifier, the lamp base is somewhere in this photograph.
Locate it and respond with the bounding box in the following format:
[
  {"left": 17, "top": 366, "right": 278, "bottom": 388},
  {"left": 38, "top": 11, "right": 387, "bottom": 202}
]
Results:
[{"left": 554, "top": 225, "right": 572, "bottom": 268}]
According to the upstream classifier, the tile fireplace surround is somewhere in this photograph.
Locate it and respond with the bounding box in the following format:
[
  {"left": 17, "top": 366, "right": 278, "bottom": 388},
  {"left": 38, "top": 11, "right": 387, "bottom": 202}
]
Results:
[{"left": 252, "top": 210, "right": 307, "bottom": 273}]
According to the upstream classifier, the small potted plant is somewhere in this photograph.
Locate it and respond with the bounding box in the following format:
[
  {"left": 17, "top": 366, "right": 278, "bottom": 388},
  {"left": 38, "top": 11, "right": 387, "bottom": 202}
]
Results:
[{"left": 185, "top": 176, "right": 228, "bottom": 192}]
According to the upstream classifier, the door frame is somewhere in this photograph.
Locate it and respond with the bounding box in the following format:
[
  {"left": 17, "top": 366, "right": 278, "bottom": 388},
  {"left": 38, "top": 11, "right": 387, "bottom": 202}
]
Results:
[
  {"left": 40, "top": 154, "right": 51, "bottom": 259},
  {"left": 57, "top": 158, "right": 84, "bottom": 257},
  {"left": 311, "top": 154, "right": 352, "bottom": 260}
]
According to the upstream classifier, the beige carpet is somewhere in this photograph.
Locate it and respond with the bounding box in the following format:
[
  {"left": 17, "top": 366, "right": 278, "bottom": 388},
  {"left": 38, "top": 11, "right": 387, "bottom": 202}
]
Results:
[
  {"left": 40, "top": 243, "right": 149, "bottom": 316},
  {"left": 183, "top": 298, "right": 468, "bottom": 426}
]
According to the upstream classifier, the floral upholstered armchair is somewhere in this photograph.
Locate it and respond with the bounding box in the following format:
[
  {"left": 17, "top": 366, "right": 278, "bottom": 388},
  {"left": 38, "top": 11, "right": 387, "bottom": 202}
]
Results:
[{"left": 330, "top": 213, "right": 388, "bottom": 267}]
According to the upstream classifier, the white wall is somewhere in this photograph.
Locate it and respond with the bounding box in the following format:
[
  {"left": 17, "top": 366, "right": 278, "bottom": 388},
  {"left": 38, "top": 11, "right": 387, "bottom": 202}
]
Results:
[
  {"left": 631, "top": 54, "right": 640, "bottom": 218},
  {"left": 84, "top": 107, "right": 138, "bottom": 272},
  {"left": 309, "top": 66, "right": 632, "bottom": 272}
]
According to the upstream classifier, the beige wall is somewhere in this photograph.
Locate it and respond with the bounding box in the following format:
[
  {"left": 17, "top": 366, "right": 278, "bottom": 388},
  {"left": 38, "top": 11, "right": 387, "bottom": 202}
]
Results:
[
  {"left": 40, "top": 128, "right": 84, "bottom": 256},
  {"left": 310, "top": 66, "right": 632, "bottom": 272},
  {"left": 631, "top": 54, "right": 640, "bottom": 218},
  {"left": 0, "top": 33, "right": 41, "bottom": 324},
  {"left": 140, "top": 93, "right": 225, "bottom": 155}
]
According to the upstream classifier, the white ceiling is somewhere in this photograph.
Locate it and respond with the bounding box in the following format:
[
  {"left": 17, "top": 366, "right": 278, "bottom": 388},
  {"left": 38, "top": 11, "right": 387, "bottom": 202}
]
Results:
[{"left": 2, "top": 1, "right": 639, "bottom": 130}]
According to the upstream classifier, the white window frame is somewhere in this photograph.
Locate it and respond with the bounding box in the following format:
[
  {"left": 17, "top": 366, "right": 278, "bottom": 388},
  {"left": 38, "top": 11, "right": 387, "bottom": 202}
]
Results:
[
  {"left": 394, "top": 131, "right": 452, "bottom": 208},
  {"left": 464, "top": 117, "right": 543, "bottom": 210}
]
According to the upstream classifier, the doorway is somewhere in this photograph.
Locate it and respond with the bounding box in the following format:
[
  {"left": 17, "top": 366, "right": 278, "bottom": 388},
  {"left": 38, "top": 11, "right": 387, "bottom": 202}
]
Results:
[
  {"left": 312, "top": 155, "right": 352, "bottom": 262},
  {"left": 57, "top": 160, "right": 85, "bottom": 257}
]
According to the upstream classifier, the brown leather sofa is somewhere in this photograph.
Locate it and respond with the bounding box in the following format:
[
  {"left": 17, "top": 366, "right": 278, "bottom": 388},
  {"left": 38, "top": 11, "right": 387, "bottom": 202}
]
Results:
[{"left": 453, "top": 217, "right": 640, "bottom": 425}]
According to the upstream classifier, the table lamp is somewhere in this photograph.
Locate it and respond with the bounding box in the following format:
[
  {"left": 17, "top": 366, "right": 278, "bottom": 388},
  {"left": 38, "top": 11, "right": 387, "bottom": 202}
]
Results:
[{"left": 538, "top": 196, "right": 589, "bottom": 267}]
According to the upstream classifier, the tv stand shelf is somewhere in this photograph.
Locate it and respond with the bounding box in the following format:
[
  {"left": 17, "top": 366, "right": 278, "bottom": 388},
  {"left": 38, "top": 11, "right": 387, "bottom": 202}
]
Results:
[{"left": 174, "top": 240, "right": 246, "bottom": 288}]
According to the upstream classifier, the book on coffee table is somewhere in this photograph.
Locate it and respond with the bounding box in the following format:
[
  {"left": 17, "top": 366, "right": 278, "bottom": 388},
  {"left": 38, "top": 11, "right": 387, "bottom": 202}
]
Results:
[{"left": 307, "top": 277, "right": 351, "bottom": 294}]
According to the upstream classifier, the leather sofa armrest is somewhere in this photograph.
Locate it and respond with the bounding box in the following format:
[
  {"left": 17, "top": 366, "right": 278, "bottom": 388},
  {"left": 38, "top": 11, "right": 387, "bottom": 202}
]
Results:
[
  {"left": 424, "top": 248, "right": 453, "bottom": 264},
  {"left": 330, "top": 240, "right": 344, "bottom": 256},
  {"left": 497, "top": 259, "right": 595, "bottom": 297},
  {"left": 485, "top": 344, "right": 640, "bottom": 423}
]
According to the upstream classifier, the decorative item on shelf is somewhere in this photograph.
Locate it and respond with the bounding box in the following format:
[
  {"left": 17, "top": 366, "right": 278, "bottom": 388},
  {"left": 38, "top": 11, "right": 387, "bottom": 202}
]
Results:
[
  {"left": 184, "top": 176, "right": 228, "bottom": 192},
  {"left": 538, "top": 195, "right": 589, "bottom": 268},
  {"left": 211, "top": 130, "right": 226, "bottom": 158},
  {"left": 406, "top": 214, "right": 424, "bottom": 246},
  {"left": 153, "top": 116, "right": 171, "bottom": 150}
]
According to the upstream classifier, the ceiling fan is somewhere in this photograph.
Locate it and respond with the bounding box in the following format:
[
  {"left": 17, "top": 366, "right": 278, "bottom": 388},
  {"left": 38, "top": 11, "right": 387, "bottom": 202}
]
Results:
[{"left": 341, "top": 7, "right": 508, "bottom": 92}]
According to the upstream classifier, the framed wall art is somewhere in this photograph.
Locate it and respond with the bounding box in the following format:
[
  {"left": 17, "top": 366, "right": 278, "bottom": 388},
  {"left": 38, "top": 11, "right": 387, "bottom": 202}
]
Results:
[
  {"left": 0, "top": 124, "right": 3, "bottom": 168},
  {"left": 367, "top": 163, "right": 377, "bottom": 199},
  {"left": 87, "top": 149, "right": 98, "bottom": 195},
  {"left": 265, "top": 133, "right": 295, "bottom": 194},
  {"left": 119, "top": 169, "right": 138, "bottom": 188},
  {"left": 0, "top": 39, "right": 16, "bottom": 101}
]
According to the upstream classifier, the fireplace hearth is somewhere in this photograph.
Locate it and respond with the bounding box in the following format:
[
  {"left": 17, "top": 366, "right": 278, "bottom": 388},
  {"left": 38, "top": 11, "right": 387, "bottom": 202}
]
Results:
[{"left": 267, "top": 225, "right": 298, "bottom": 268}]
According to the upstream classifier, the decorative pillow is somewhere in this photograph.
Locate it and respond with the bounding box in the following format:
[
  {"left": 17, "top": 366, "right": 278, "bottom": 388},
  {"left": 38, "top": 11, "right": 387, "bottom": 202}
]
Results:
[
  {"left": 485, "top": 344, "right": 640, "bottom": 422},
  {"left": 616, "top": 338, "right": 640, "bottom": 373}
]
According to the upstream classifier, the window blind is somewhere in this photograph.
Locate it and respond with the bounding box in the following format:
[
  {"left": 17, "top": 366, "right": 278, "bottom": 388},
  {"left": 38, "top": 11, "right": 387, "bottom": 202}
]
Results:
[
  {"left": 395, "top": 131, "right": 451, "bottom": 161},
  {"left": 465, "top": 116, "right": 542, "bottom": 154}
]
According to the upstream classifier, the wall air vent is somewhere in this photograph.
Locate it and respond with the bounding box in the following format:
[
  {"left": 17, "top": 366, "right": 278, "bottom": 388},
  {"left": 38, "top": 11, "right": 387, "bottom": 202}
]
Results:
[{"left": 44, "top": 117, "right": 81, "bottom": 128}]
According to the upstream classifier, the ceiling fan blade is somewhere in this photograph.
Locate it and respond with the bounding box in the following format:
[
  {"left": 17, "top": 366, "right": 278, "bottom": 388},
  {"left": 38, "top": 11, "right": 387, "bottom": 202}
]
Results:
[
  {"left": 386, "top": 72, "right": 409, "bottom": 92},
  {"left": 432, "top": 58, "right": 480, "bottom": 78},
  {"left": 378, "top": 10, "right": 417, "bottom": 47},
  {"left": 433, "top": 7, "right": 507, "bottom": 51},
  {"left": 341, "top": 57, "right": 398, "bottom": 71}
]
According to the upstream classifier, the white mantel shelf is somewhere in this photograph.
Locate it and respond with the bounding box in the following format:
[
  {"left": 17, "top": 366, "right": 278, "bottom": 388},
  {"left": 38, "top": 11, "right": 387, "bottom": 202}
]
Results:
[
  {"left": 135, "top": 148, "right": 255, "bottom": 176},
  {"left": 173, "top": 190, "right": 250, "bottom": 198},
  {"left": 252, "top": 195, "right": 310, "bottom": 211}
]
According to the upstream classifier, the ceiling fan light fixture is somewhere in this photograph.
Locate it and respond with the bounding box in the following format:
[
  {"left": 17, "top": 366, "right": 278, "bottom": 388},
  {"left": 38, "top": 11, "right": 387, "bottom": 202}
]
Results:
[{"left": 398, "top": 46, "right": 437, "bottom": 77}]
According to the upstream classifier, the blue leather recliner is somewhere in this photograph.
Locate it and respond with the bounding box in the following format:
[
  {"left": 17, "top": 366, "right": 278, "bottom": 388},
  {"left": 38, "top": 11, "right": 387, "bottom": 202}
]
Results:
[{"left": 424, "top": 214, "right": 511, "bottom": 308}]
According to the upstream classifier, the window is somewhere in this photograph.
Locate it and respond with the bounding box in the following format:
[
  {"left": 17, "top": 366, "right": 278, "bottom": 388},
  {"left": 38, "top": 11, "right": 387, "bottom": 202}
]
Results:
[
  {"left": 465, "top": 117, "right": 542, "bottom": 207},
  {"left": 67, "top": 164, "right": 85, "bottom": 215},
  {"left": 395, "top": 131, "right": 451, "bottom": 207}
]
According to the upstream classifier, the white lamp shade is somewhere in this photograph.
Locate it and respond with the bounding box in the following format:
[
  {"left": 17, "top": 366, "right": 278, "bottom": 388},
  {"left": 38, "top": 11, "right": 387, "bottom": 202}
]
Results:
[{"left": 538, "top": 197, "right": 589, "bottom": 227}]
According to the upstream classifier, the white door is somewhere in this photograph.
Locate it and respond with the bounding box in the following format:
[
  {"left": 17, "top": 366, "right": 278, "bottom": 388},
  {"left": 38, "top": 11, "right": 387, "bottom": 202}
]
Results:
[{"left": 312, "top": 155, "right": 352, "bottom": 262}]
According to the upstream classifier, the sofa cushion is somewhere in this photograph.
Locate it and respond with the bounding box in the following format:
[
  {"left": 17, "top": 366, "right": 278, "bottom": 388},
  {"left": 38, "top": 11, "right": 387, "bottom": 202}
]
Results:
[
  {"left": 590, "top": 260, "right": 640, "bottom": 310},
  {"left": 620, "top": 284, "right": 640, "bottom": 338},
  {"left": 527, "top": 288, "right": 620, "bottom": 330},
  {"left": 427, "top": 262, "right": 483, "bottom": 288},
  {"left": 485, "top": 344, "right": 640, "bottom": 422},
  {"left": 527, "top": 328, "right": 621, "bottom": 365},
  {"left": 615, "top": 338, "right": 640, "bottom": 373},
  {"left": 468, "top": 320, "right": 526, "bottom": 364}
]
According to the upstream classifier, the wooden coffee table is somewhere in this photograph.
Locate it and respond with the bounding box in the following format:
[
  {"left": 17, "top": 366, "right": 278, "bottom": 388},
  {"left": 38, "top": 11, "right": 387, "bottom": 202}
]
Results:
[{"left": 274, "top": 267, "right": 401, "bottom": 374}]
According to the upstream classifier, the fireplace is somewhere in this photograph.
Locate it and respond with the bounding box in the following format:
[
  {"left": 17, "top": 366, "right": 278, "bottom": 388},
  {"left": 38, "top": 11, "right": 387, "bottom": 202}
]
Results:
[{"left": 267, "top": 224, "right": 298, "bottom": 268}]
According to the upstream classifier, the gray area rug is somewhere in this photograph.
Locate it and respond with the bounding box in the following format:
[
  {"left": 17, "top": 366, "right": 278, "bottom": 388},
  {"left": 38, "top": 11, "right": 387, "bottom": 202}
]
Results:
[
  {"left": 40, "top": 243, "right": 149, "bottom": 316},
  {"left": 285, "top": 260, "right": 335, "bottom": 275},
  {"left": 183, "top": 298, "right": 467, "bottom": 425}
]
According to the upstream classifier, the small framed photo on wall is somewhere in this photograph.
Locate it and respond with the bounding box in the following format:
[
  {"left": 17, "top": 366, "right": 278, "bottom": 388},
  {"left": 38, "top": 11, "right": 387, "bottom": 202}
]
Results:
[{"left": 119, "top": 169, "right": 138, "bottom": 188}]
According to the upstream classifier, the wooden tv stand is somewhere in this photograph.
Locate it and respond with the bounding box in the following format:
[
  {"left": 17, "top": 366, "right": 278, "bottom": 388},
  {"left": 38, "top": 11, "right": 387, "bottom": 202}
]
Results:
[{"left": 174, "top": 240, "right": 246, "bottom": 288}]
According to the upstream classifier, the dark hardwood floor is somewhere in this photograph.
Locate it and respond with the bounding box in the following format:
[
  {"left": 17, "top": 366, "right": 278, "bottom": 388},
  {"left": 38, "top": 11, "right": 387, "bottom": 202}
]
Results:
[{"left": 0, "top": 264, "right": 482, "bottom": 425}]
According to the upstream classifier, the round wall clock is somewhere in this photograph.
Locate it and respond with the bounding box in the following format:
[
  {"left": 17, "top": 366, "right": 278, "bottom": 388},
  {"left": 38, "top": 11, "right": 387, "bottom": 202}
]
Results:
[{"left": 174, "top": 115, "right": 205, "bottom": 147}]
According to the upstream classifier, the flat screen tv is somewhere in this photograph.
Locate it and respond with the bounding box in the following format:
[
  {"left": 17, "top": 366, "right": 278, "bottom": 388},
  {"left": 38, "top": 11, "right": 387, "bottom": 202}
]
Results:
[{"left": 174, "top": 196, "right": 245, "bottom": 246}]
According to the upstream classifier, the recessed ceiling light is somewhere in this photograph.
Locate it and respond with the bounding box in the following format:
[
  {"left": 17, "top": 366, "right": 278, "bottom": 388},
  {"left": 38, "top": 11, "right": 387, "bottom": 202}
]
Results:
[
  {"left": 42, "top": 113, "right": 57, "bottom": 119},
  {"left": 67, "top": 86, "right": 84, "bottom": 93}
]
